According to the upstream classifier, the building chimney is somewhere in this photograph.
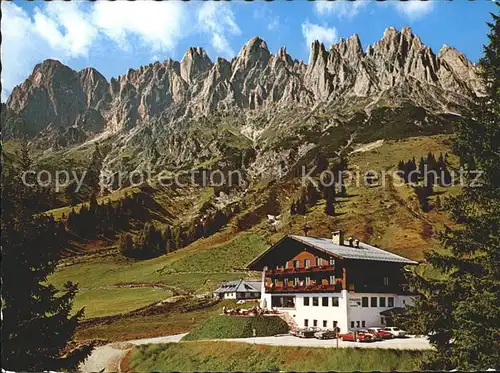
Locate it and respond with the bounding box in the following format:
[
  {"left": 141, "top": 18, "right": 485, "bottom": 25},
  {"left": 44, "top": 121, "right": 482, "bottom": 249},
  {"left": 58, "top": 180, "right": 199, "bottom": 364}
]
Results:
[
  {"left": 354, "top": 239, "right": 360, "bottom": 248},
  {"left": 331, "top": 231, "right": 344, "bottom": 245},
  {"left": 348, "top": 237, "right": 354, "bottom": 247}
]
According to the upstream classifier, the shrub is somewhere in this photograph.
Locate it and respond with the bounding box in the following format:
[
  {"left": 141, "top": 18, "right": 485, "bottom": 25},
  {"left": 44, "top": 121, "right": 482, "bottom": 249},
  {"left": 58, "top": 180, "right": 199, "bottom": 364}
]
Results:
[{"left": 182, "top": 315, "right": 289, "bottom": 341}]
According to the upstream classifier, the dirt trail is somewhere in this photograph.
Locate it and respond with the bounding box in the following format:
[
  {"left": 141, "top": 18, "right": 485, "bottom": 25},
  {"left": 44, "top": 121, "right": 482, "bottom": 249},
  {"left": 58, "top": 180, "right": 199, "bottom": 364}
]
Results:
[
  {"left": 79, "top": 334, "right": 187, "bottom": 372},
  {"left": 350, "top": 139, "right": 384, "bottom": 154}
]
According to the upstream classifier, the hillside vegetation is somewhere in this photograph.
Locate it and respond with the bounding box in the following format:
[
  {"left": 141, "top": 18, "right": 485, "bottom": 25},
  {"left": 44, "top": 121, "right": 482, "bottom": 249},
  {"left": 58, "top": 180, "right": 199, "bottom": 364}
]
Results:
[{"left": 126, "top": 341, "right": 427, "bottom": 371}]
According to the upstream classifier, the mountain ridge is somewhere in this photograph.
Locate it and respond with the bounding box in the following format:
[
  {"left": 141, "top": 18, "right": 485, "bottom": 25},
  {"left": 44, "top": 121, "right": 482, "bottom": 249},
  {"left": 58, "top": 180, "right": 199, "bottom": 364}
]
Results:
[{"left": 3, "top": 26, "right": 480, "bottom": 144}]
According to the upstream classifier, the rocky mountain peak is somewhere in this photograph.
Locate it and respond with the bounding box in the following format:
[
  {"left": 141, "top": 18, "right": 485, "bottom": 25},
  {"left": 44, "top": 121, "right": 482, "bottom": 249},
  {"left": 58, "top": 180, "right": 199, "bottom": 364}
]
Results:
[
  {"left": 180, "top": 47, "right": 213, "bottom": 84},
  {"left": 4, "top": 27, "right": 481, "bottom": 142},
  {"left": 277, "top": 47, "right": 293, "bottom": 65},
  {"left": 78, "top": 67, "right": 109, "bottom": 109},
  {"left": 308, "top": 40, "right": 328, "bottom": 66},
  {"left": 337, "top": 34, "right": 364, "bottom": 61},
  {"left": 234, "top": 37, "right": 271, "bottom": 69}
]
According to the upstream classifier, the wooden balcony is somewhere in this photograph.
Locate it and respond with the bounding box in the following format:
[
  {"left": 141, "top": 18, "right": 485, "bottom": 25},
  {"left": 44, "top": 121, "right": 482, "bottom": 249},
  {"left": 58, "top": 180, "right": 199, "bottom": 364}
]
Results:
[
  {"left": 265, "top": 283, "right": 341, "bottom": 294},
  {"left": 265, "top": 265, "right": 335, "bottom": 276}
]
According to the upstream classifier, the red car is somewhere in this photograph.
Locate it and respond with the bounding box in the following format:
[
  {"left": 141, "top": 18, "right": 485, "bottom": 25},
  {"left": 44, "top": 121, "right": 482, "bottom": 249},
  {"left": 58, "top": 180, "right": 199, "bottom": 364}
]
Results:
[
  {"left": 338, "top": 331, "right": 374, "bottom": 342},
  {"left": 367, "top": 328, "right": 394, "bottom": 340}
]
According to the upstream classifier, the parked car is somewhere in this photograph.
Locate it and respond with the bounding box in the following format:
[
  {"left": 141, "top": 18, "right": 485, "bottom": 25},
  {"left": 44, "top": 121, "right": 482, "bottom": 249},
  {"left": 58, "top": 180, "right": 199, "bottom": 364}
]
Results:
[
  {"left": 338, "top": 331, "right": 374, "bottom": 342},
  {"left": 367, "top": 328, "right": 394, "bottom": 339},
  {"left": 383, "top": 327, "right": 407, "bottom": 337},
  {"left": 295, "top": 328, "right": 316, "bottom": 338},
  {"left": 314, "top": 329, "right": 337, "bottom": 340},
  {"left": 360, "top": 329, "right": 382, "bottom": 341}
]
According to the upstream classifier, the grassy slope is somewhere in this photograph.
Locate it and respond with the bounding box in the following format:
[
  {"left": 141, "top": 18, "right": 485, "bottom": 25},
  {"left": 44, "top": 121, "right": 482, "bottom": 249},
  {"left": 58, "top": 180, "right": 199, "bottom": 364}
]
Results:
[
  {"left": 51, "top": 233, "right": 265, "bottom": 292},
  {"left": 49, "top": 233, "right": 266, "bottom": 335},
  {"left": 127, "top": 341, "right": 426, "bottom": 372},
  {"left": 76, "top": 299, "right": 250, "bottom": 342},
  {"left": 182, "top": 315, "right": 289, "bottom": 341},
  {"left": 160, "top": 233, "right": 268, "bottom": 274},
  {"left": 73, "top": 287, "right": 172, "bottom": 319},
  {"left": 272, "top": 135, "right": 458, "bottom": 261}
]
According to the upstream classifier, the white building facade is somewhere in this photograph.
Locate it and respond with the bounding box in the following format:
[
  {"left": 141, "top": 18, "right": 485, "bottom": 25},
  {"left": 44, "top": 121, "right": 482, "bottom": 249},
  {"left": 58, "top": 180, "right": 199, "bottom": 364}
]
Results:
[{"left": 261, "top": 290, "right": 415, "bottom": 332}]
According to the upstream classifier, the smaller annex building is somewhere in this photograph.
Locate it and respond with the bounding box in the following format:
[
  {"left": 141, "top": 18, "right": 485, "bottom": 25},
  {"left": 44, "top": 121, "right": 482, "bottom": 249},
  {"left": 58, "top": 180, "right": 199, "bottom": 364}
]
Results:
[{"left": 213, "top": 279, "right": 262, "bottom": 300}]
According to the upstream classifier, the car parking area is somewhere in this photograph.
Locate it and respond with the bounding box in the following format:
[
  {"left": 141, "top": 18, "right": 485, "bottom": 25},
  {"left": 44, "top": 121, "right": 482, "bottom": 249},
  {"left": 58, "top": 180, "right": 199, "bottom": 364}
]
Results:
[{"left": 224, "top": 335, "right": 432, "bottom": 350}]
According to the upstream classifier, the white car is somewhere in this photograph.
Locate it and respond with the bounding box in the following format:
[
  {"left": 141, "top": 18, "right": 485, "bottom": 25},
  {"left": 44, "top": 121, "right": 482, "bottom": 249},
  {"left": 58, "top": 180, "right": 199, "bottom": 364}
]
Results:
[{"left": 382, "top": 327, "right": 407, "bottom": 337}]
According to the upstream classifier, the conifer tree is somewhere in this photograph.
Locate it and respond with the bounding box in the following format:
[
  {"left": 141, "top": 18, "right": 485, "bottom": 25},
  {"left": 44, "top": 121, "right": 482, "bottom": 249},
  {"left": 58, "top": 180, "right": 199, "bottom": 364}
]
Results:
[
  {"left": 418, "top": 156, "right": 426, "bottom": 177},
  {"left": 306, "top": 182, "right": 319, "bottom": 207},
  {"left": 1, "top": 144, "right": 92, "bottom": 371},
  {"left": 297, "top": 188, "right": 307, "bottom": 215},
  {"left": 324, "top": 184, "right": 336, "bottom": 216},
  {"left": 118, "top": 233, "right": 134, "bottom": 257},
  {"left": 85, "top": 142, "right": 103, "bottom": 193},
  {"left": 403, "top": 10, "right": 500, "bottom": 370}
]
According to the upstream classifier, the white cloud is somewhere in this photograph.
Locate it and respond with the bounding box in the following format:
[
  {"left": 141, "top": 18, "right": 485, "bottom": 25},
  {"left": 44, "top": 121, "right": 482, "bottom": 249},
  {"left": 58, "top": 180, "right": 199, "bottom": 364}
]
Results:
[
  {"left": 393, "top": 0, "right": 435, "bottom": 20},
  {"left": 1, "top": 1, "right": 194, "bottom": 101},
  {"left": 302, "top": 21, "right": 338, "bottom": 50},
  {"left": 253, "top": 6, "right": 280, "bottom": 32},
  {"left": 314, "top": 0, "right": 367, "bottom": 19},
  {"left": 1, "top": 2, "right": 96, "bottom": 101},
  {"left": 268, "top": 17, "right": 281, "bottom": 31},
  {"left": 33, "top": 2, "right": 97, "bottom": 58},
  {"left": 92, "top": 1, "right": 187, "bottom": 53},
  {"left": 198, "top": 2, "right": 241, "bottom": 58}
]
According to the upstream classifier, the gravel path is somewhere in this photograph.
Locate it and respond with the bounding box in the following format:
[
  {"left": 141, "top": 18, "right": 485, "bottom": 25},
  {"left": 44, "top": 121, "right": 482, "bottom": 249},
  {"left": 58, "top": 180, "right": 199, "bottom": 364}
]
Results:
[
  {"left": 79, "top": 333, "right": 187, "bottom": 373},
  {"left": 221, "top": 335, "right": 432, "bottom": 350}
]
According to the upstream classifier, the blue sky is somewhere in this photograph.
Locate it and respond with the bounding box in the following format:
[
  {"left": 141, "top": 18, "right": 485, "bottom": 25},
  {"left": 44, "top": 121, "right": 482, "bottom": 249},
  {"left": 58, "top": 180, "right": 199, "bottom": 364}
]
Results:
[{"left": 2, "top": 0, "right": 497, "bottom": 101}]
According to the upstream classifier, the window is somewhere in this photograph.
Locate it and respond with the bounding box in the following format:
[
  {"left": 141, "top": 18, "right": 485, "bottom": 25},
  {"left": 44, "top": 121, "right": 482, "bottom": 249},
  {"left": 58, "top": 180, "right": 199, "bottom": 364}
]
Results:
[
  {"left": 371, "top": 297, "right": 378, "bottom": 307},
  {"left": 285, "top": 261, "right": 290, "bottom": 268},
  {"left": 323, "top": 320, "right": 327, "bottom": 328},
  {"left": 381, "top": 317, "right": 385, "bottom": 325},
  {"left": 304, "top": 259, "right": 310, "bottom": 268},
  {"left": 313, "top": 320, "right": 318, "bottom": 327},
  {"left": 384, "top": 276, "right": 389, "bottom": 286},
  {"left": 316, "top": 257, "right": 323, "bottom": 266},
  {"left": 312, "top": 297, "right": 319, "bottom": 306},
  {"left": 304, "top": 319, "right": 309, "bottom": 327},
  {"left": 356, "top": 321, "right": 360, "bottom": 328},
  {"left": 305, "top": 276, "right": 311, "bottom": 285},
  {"left": 351, "top": 321, "right": 355, "bottom": 328},
  {"left": 379, "top": 297, "right": 386, "bottom": 307},
  {"left": 294, "top": 277, "right": 299, "bottom": 286},
  {"left": 332, "top": 297, "right": 339, "bottom": 307},
  {"left": 322, "top": 297, "right": 329, "bottom": 306},
  {"left": 388, "top": 297, "right": 394, "bottom": 307},
  {"left": 271, "top": 296, "right": 295, "bottom": 308},
  {"left": 333, "top": 321, "right": 338, "bottom": 328},
  {"left": 283, "top": 278, "right": 288, "bottom": 287},
  {"left": 303, "top": 297, "right": 310, "bottom": 306},
  {"left": 362, "top": 297, "right": 369, "bottom": 307},
  {"left": 329, "top": 275, "right": 335, "bottom": 285},
  {"left": 329, "top": 258, "right": 335, "bottom": 266},
  {"left": 362, "top": 321, "right": 366, "bottom": 328},
  {"left": 293, "top": 260, "right": 299, "bottom": 268}
]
